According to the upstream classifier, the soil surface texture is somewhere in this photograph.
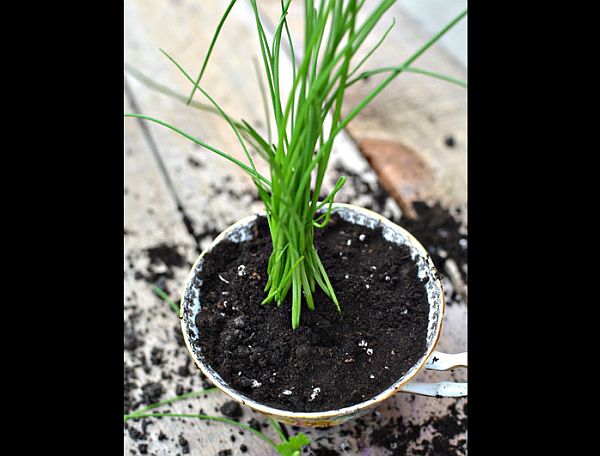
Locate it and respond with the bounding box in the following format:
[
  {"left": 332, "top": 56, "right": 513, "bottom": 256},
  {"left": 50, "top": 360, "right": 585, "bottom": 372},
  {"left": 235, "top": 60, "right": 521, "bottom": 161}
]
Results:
[{"left": 192, "top": 214, "right": 431, "bottom": 412}]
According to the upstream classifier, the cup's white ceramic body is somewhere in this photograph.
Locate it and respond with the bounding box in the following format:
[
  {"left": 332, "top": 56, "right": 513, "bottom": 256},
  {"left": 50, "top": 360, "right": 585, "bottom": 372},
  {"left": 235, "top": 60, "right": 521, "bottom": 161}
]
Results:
[{"left": 180, "top": 203, "right": 467, "bottom": 427}]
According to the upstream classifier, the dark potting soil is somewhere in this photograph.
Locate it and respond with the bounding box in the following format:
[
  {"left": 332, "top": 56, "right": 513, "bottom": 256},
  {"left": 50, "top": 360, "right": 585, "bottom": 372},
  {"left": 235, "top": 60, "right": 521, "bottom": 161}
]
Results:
[{"left": 192, "top": 214, "right": 430, "bottom": 412}]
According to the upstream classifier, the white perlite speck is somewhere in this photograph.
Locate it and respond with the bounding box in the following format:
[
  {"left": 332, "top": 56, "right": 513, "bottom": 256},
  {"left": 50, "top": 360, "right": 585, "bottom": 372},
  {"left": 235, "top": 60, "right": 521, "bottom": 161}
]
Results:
[
  {"left": 365, "top": 284, "right": 370, "bottom": 289},
  {"left": 218, "top": 274, "right": 230, "bottom": 284},
  {"left": 309, "top": 387, "right": 321, "bottom": 401},
  {"left": 282, "top": 389, "right": 293, "bottom": 396},
  {"left": 366, "top": 348, "right": 373, "bottom": 356},
  {"left": 344, "top": 274, "right": 349, "bottom": 279},
  {"left": 359, "top": 340, "right": 368, "bottom": 347},
  {"left": 369, "top": 374, "right": 375, "bottom": 379},
  {"left": 385, "top": 276, "right": 391, "bottom": 281},
  {"left": 237, "top": 265, "right": 247, "bottom": 276},
  {"left": 359, "top": 234, "right": 366, "bottom": 241},
  {"left": 251, "top": 380, "right": 262, "bottom": 388},
  {"left": 346, "top": 239, "right": 352, "bottom": 246},
  {"left": 371, "top": 266, "right": 377, "bottom": 270}
]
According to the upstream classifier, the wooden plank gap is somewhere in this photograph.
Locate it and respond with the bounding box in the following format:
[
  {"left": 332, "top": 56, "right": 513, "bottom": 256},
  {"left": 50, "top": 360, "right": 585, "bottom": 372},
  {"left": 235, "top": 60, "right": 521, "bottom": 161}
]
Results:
[{"left": 125, "top": 78, "right": 203, "bottom": 251}]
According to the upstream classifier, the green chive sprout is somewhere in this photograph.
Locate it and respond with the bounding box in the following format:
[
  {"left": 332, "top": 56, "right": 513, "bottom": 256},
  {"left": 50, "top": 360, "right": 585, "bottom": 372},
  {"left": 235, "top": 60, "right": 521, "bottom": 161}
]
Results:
[{"left": 125, "top": 1, "right": 467, "bottom": 329}]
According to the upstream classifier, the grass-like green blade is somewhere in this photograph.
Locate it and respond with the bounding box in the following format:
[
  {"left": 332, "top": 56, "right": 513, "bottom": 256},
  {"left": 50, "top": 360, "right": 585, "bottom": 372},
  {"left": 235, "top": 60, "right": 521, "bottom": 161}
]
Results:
[
  {"left": 186, "top": 0, "right": 239, "bottom": 105},
  {"left": 347, "top": 17, "right": 396, "bottom": 79},
  {"left": 152, "top": 286, "right": 179, "bottom": 314},
  {"left": 124, "top": 413, "right": 277, "bottom": 448},
  {"left": 347, "top": 65, "right": 467, "bottom": 88},
  {"left": 335, "top": 8, "right": 468, "bottom": 135},
  {"left": 124, "top": 113, "right": 270, "bottom": 187},
  {"left": 125, "top": 387, "right": 217, "bottom": 418}
]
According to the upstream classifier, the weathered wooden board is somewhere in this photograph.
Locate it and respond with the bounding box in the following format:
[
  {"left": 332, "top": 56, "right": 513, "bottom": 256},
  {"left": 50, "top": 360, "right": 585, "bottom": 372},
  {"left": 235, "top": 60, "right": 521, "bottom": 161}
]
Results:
[{"left": 125, "top": 1, "right": 467, "bottom": 455}]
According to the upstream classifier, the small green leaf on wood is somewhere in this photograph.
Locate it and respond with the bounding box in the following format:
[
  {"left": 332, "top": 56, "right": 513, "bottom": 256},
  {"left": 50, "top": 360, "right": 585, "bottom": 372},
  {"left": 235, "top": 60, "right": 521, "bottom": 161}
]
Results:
[{"left": 275, "top": 432, "right": 311, "bottom": 456}]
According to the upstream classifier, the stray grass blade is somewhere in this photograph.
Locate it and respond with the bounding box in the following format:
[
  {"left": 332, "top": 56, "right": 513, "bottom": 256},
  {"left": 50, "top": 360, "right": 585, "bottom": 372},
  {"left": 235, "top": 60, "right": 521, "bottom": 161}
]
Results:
[
  {"left": 152, "top": 286, "right": 179, "bottom": 314},
  {"left": 125, "top": 387, "right": 217, "bottom": 418},
  {"left": 124, "top": 389, "right": 312, "bottom": 454}
]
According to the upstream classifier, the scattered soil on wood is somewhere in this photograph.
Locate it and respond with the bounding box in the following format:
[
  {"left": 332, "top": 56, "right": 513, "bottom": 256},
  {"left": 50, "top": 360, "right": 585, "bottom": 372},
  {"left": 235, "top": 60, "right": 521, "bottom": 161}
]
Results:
[
  {"left": 332, "top": 164, "right": 467, "bottom": 292},
  {"left": 399, "top": 201, "right": 467, "bottom": 285},
  {"left": 368, "top": 402, "right": 467, "bottom": 455},
  {"left": 191, "top": 214, "right": 431, "bottom": 412},
  {"left": 220, "top": 400, "right": 244, "bottom": 419},
  {"left": 129, "top": 243, "right": 188, "bottom": 293}
]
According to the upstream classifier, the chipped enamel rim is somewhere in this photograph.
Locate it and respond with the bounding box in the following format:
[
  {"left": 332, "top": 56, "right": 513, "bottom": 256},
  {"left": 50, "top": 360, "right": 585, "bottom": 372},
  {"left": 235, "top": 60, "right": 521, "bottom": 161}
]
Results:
[{"left": 180, "top": 203, "right": 445, "bottom": 427}]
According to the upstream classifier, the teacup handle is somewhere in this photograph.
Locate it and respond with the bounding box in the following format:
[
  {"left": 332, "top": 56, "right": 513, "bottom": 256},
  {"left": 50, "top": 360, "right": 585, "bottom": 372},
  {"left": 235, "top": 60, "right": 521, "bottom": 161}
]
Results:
[{"left": 400, "top": 351, "right": 468, "bottom": 397}]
